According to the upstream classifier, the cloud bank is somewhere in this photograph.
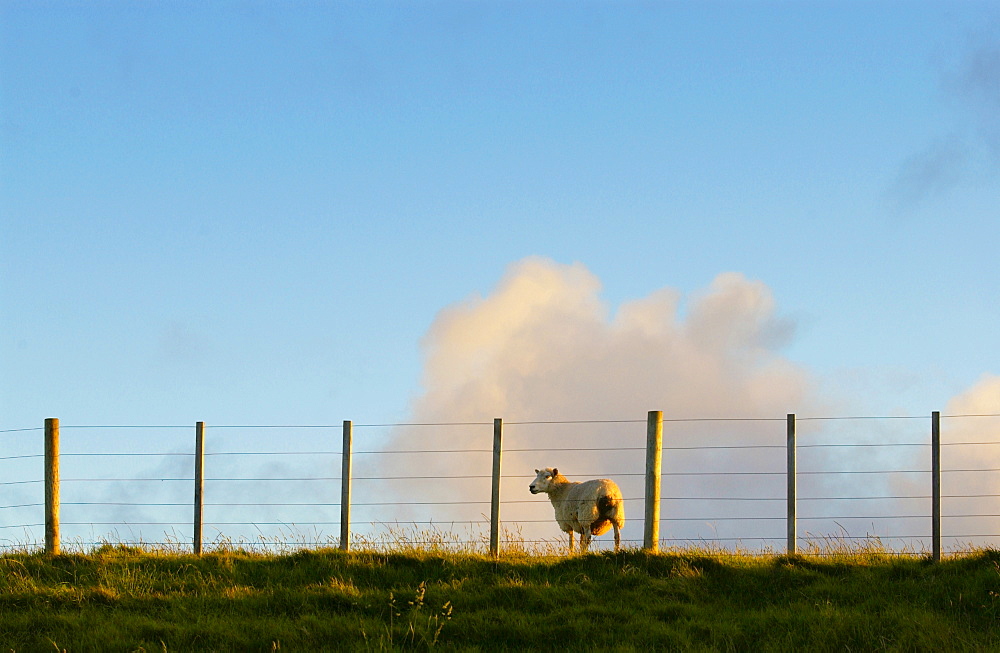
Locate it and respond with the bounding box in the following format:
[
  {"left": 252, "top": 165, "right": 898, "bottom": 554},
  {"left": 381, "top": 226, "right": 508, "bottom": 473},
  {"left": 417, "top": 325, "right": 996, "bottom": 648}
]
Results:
[
  {"left": 357, "top": 257, "right": 821, "bottom": 547},
  {"left": 938, "top": 375, "right": 1000, "bottom": 546},
  {"left": 412, "top": 257, "right": 809, "bottom": 422}
]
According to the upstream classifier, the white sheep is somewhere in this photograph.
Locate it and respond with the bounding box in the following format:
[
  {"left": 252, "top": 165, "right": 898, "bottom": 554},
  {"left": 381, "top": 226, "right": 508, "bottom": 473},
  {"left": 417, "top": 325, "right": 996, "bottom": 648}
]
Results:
[{"left": 529, "top": 467, "right": 625, "bottom": 553}]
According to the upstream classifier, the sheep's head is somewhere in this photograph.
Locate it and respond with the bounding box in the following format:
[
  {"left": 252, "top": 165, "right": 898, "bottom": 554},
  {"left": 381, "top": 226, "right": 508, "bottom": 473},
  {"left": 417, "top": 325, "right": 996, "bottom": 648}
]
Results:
[{"left": 529, "top": 467, "right": 560, "bottom": 494}]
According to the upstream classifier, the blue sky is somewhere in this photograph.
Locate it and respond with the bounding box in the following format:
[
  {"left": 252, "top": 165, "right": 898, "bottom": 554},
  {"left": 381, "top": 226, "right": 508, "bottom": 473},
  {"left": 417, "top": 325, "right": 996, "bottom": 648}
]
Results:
[{"left": 3, "top": 1, "right": 998, "bottom": 427}]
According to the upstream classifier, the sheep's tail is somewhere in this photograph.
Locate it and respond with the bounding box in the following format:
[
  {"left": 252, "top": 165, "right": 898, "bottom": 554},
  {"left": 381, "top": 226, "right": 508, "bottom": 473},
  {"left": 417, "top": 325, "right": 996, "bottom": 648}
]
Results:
[
  {"left": 592, "top": 494, "right": 623, "bottom": 536},
  {"left": 596, "top": 493, "right": 621, "bottom": 517}
]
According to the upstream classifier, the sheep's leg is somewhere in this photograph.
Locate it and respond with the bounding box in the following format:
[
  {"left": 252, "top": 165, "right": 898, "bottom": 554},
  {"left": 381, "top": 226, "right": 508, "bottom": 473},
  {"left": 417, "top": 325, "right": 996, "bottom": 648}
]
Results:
[
  {"left": 613, "top": 522, "right": 621, "bottom": 553},
  {"left": 580, "top": 531, "right": 591, "bottom": 553},
  {"left": 567, "top": 531, "right": 575, "bottom": 554}
]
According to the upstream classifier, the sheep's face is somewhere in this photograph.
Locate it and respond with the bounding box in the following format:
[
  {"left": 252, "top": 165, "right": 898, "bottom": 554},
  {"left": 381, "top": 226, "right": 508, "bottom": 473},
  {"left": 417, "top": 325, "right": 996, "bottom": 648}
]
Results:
[{"left": 529, "top": 468, "right": 558, "bottom": 495}]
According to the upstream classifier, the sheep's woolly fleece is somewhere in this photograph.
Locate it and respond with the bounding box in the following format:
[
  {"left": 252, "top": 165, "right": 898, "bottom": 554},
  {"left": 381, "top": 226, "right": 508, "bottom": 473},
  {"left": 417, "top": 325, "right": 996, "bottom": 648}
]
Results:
[{"left": 529, "top": 467, "right": 625, "bottom": 553}]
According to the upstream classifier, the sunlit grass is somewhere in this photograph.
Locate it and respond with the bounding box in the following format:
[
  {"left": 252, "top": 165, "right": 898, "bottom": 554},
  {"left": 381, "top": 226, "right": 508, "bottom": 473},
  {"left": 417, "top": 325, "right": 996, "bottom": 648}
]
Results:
[{"left": 2, "top": 528, "right": 999, "bottom": 651}]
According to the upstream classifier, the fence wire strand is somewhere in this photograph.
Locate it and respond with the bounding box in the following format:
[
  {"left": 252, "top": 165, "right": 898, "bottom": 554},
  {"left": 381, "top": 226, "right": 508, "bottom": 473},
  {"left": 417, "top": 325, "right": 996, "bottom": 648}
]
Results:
[{"left": 5, "top": 413, "right": 1000, "bottom": 554}]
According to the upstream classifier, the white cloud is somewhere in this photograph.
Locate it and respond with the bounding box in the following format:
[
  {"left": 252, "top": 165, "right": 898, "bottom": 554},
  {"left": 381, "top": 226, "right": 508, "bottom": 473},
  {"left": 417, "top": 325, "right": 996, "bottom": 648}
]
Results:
[
  {"left": 356, "top": 257, "right": 820, "bottom": 548},
  {"left": 410, "top": 258, "right": 810, "bottom": 423},
  {"left": 938, "top": 374, "right": 1000, "bottom": 549}
]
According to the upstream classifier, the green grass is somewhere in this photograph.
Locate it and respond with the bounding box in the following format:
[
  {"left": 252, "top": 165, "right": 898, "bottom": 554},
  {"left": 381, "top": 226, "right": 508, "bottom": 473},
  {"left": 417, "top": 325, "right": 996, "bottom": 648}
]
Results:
[{"left": 2, "top": 541, "right": 999, "bottom": 651}]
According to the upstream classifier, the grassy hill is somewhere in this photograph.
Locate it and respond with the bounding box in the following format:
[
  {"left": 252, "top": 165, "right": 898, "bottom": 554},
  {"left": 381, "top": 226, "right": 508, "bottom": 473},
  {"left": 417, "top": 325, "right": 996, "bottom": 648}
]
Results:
[{"left": 2, "top": 544, "right": 999, "bottom": 651}]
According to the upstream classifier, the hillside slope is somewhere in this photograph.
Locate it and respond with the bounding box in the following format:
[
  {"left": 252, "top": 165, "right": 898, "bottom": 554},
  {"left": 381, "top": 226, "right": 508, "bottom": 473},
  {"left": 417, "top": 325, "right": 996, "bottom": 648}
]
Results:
[{"left": 2, "top": 547, "right": 999, "bottom": 651}]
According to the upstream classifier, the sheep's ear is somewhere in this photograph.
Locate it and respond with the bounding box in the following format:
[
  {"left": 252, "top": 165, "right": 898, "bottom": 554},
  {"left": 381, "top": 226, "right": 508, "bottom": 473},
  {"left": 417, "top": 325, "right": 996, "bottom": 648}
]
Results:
[
  {"left": 534, "top": 469, "right": 539, "bottom": 474},
  {"left": 552, "top": 468, "right": 558, "bottom": 476}
]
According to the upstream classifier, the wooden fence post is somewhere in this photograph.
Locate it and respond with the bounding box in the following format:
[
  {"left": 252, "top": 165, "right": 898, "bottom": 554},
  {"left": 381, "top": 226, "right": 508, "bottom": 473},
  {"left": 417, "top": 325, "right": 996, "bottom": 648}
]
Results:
[
  {"left": 787, "top": 414, "right": 797, "bottom": 555},
  {"left": 644, "top": 410, "right": 663, "bottom": 552},
  {"left": 340, "top": 420, "right": 353, "bottom": 552},
  {"left": 44, "top": 418, "right": 60, "bottom": 556},
  {"left": 194, "top": 422, "right": 205, "bottom": 555},
  {"left": 490, "top": 418, "right": 503, "bottom": 557},
  {"left": 932, "top": 411, "right": 941, "bottom": 562}
]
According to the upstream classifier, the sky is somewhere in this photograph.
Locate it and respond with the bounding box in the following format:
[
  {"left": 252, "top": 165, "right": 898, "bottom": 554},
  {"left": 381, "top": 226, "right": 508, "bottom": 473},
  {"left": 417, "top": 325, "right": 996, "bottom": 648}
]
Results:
[{"left": 2, "top": 1, "right": 999, "bottom": 551}]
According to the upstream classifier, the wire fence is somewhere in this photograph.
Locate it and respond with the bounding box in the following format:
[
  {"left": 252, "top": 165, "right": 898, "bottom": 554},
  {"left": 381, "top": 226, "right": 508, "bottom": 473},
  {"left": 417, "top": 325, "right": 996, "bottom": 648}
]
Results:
[{"left": 2, "top": 413, "right": 1000, "bottom": 556}]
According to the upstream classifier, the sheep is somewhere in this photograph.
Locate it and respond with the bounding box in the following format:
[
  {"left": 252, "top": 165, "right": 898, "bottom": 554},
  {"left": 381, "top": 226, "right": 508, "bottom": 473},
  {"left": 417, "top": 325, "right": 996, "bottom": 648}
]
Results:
[{"left": 529, "top": 467, "right": 625, "bottom": 553}]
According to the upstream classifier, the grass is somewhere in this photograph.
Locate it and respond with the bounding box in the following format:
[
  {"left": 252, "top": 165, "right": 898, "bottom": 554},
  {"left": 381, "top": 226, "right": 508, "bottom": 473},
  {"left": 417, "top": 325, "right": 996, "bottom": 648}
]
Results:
[{"left": 1, "top": 537, "right": 999, "bottom": 651}]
